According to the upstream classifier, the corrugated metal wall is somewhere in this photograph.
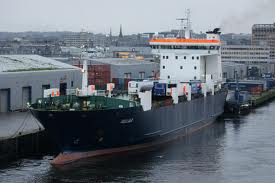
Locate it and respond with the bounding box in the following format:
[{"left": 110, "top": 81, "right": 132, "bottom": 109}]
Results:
[{"left": 0, "top": 69, "right": 82, "bottom": 111}]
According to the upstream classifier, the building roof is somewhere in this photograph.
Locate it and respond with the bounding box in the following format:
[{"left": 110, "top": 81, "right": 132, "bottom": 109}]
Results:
[
  {"left": 149, "top": 38, "right": 220, "bottom": 45},
  {"left": 108, "top": 46, "right": 152, "bottom": 54},
  {"left": 0, "top": 55, "right": 79, "bottom": 73},
  {"left": 222, "top": 45, "right": 270, "bottom": 49},
  {"left": 253, "top": 23, "right": 275, "bottom": 28},
  {"left": 89, "top": 58, "right": 157, "bottom": 66}
]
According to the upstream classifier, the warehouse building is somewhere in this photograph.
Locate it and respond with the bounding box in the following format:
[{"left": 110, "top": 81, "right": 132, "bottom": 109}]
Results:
[
  {"left": 222, "top": 62, "right": 247, "bottom": 80},
  {"left": 108, "top": 46, "right": 153, "bottom": 59},
  {"left": 0, "top": 55, "right": 82, "bottom": 112},
  {"left": 89, "top": 58, "right": 159, "bottom": 80},
  {"left": 73, "top": 58, "right": 159, "bottom": 90},
  {"left": 73, "top": 61, "right": 111, "bottom": 89}
]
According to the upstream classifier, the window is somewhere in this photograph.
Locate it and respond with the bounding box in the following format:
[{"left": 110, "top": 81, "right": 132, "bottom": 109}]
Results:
[
  {"left": 163, "top": 56, "right": 165, "bottom": 59},
  {"left": 192, "top": 56, "right": 194, "bottom": 60},
  {"left": 180, "top": 66, "right": 183, "bottom": 69},
  {"left": 194, "top": 66, "right": 197, "bottom": 70},
  {"left": 168, "top": 75, "right": 170, "bottom": 79},
  {"left": 163, "top": 65, "right": 165, "bottom": 69},
  {"left": 168, "top": 84, "right": 177, "bottom": 88},
  {"left": 175, "top": 56, "right": 178, "bottom": 59},
  {"left": 124, "top": 73, "right": 131, "bottom": 79},
  {"left": 166, "top": 56, "right": 169, "bottom": 59},
  {"left": 184, "top": 56, "right": 186, "bottom": 59},
  {"left": 139, "top": 72, "right": 145, "bottom": 79},
  {"left": 42, "top": 84, "right": 50, "bottom": 98},
  {"left": 194, "top": 76, "right": 197, "bottom": 80},
  {"left": 197, "top": 56, "right": 199, "bottom": 60},
  {"left": 71, "top": 81, "right": 74, "bottom": 87}
]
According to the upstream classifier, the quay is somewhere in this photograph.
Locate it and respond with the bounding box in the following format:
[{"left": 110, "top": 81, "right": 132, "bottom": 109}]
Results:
[
  {"left": 250, "top": 89, "right": 275, "bottom": 107},
  {"left": 0, "top": 112, "right": 54, "bottom": 162}
]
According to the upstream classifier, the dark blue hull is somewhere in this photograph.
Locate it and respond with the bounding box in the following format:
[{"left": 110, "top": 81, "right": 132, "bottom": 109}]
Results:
[{"left": 30, "top": 91, "right": 227, "bottom": 164}]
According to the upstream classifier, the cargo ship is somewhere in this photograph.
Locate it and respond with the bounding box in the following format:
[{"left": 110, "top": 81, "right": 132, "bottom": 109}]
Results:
[{"left": 29, "top": 17, "right": 227, "bottom": 165}]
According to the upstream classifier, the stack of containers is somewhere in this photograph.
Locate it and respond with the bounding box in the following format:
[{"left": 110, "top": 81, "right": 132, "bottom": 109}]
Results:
[{"left": 74, "top": 63, "right": 111, "bottom": 90}]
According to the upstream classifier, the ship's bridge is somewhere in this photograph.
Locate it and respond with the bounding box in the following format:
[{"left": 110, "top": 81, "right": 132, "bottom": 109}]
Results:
[
  {"left": 149, "top": 38, "right": 221, "bottom": 50},
  {"left": 149, "top": 38, "right": 222, "bottom": 84}
]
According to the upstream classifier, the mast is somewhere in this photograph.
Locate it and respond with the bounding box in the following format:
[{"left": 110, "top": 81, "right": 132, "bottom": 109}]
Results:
[
  {"left": 81, "top": 52, "right": 88, "bottom": 96},
  {"left": 176, "top": 18, "right": 186, "bottom": 38},
  {"left": 176, "top": 9, "right": 191, "bottom": 39},
  {"left": 185, "top": 9, "right": 191, "bottom": 39}
]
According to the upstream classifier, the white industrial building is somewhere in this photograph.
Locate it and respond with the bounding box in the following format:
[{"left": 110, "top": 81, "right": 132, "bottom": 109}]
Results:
[
  {"left": 221, "top": 45, "right": 275, "bottom": 75},
  {"left": 64, "top": 32, "right": 90, "bottom": 48},
  {"left": 0, "top": 55, "right": 82, "bottom": 112},
  {"left": 221, "top": 45, "right": 271, "bottom": 64},
  {"left": 222, "top": 62, "right": 247, "bottom": 80}
]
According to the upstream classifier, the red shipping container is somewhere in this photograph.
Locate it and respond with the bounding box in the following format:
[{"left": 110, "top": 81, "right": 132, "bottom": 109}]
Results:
[{"left": 124, "top": 79, "right": 131, "bottom": 90}]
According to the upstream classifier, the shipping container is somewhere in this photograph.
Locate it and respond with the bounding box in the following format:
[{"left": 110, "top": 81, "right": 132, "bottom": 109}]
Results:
[
  {"left": 262, "top": 73, "right": 273, "bottom": 79},
  {"left": 190, "top": 80, "right": 202, "bottom": 94},
  {"left": 75, "top": 63, "right": 111, "bottom": 87},
  {"left": 265, "top": 79, "right": 275, "bottom": 90},
  {"left": 124, "top": 79, "right": 131, "bottom": 90},
  {"left": 225, "top": 82, "right": 265, "bottom": 92},
  {"left": 153, "top": 83, "right": 167, "bottom": 96}
]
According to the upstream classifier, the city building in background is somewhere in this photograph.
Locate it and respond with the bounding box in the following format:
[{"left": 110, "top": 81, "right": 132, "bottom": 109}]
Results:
[
  {"left": 108, "top": 46, "right": 153, "bottom": 60},
  {"left": 222, "top": 45, "right": 271, "bottom": 64},
  {"left": 222, "top": 62, "right": 247, "bottom": 80},
  {"left": 0, "top": 55, "right": 82, "bottom": 112},
  {"left": 252, "top": 23, "right": 275, "bottom": 60},
  {"left": 221, "top": 45, "right": 274, "bottom": 78},
  {"left": 64, "top": 31, "right": 92, "bottom": 48}
]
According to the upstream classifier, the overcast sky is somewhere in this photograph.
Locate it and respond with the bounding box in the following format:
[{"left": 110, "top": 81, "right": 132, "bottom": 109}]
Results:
[{"left": 1, "top": 0, "right": 274, "bottom": 34}]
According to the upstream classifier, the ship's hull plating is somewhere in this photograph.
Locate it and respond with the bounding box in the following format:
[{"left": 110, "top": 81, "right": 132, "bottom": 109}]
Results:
[{"left": 30, "top": 92, "right": 226, "bottom": 165}]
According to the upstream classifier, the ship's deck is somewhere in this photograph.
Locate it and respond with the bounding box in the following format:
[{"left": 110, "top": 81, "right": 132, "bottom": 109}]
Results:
[{"left": 30, "top": 95, "right": 139, "bottom": 111}]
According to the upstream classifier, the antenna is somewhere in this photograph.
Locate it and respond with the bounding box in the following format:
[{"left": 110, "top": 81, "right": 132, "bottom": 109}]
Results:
[
  {"left": 176, "top": 18, "right": 187, "bottom": 38},
  {"left": 176, "top": 9, "right": 192, "bottom": 39}
]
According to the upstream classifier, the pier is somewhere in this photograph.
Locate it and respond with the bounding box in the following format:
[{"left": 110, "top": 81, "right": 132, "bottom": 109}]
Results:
[
  {"left": 250, "top": 89, "right": 275, "bottom": 107},
  {"left": 0, "top": 112, "right": 54, "bottom": 162}
]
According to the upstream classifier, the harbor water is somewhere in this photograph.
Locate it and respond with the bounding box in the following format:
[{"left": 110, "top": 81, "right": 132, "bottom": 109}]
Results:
[{"left": 1, "top": 101, "right": 275, "bottom": 183}]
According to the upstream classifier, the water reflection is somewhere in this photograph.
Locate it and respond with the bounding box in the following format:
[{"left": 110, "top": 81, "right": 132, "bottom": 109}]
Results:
[
  {"left": 36, "top": 122, "right": 226, "bottom": 183},
  {"left": 1, "top": 100, "right": 275, "bottom": 183}
]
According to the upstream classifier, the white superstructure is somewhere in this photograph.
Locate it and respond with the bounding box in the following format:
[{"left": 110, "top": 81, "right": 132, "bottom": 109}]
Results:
[
  {"left": 150, "top": 28, "right": 223, "bottom": 87},
  {"left": 126, "top": 17, "right": 224, "bottom": 111}
]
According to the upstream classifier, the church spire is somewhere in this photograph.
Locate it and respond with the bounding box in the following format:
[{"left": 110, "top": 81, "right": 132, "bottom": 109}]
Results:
[
  {"left": 109, "top": 27, "right": 112, "bottom": 37},
  {"left": 119, "top": 24, "right": 123, "bottom": 38}
]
